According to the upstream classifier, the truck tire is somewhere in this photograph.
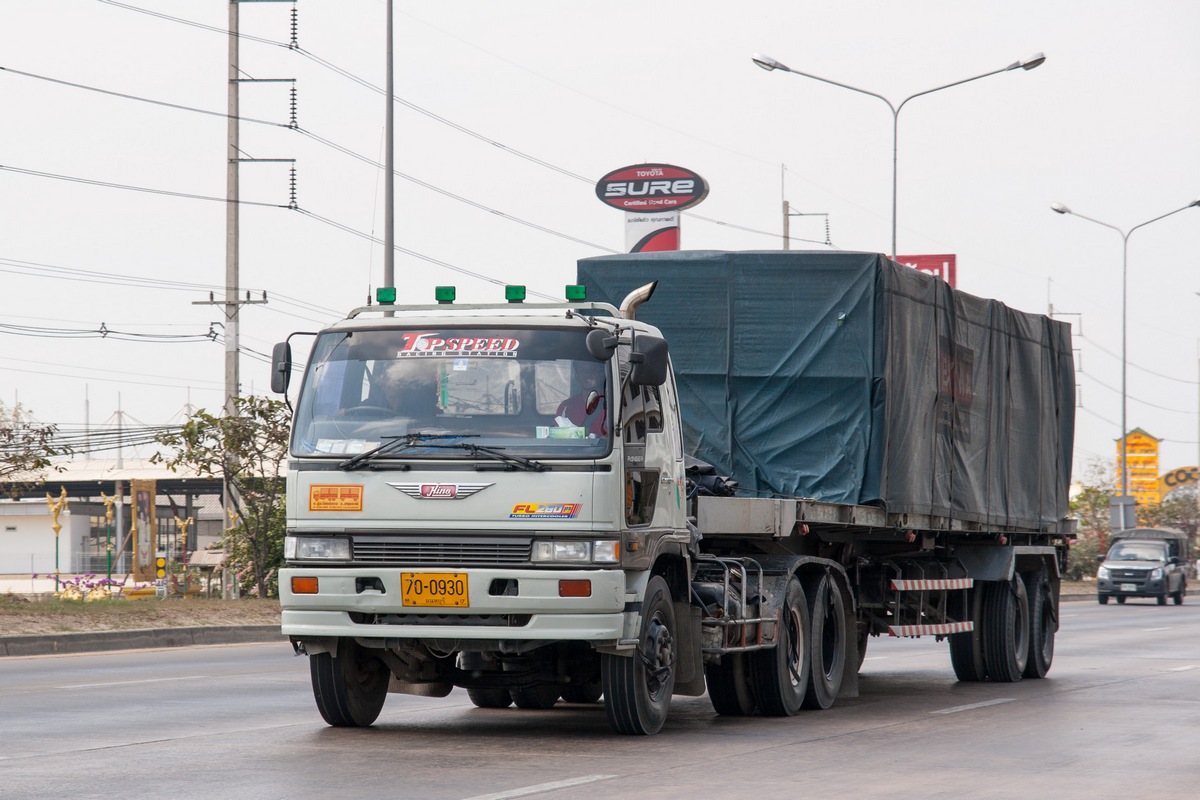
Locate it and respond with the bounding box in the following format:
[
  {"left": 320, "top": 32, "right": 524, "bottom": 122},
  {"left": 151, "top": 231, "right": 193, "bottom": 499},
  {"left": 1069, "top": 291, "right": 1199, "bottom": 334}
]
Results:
[
  {"left": 949, "top": 587, "right": 988, "bottom": 682},
  {"left": 561, "top": 681, "right": 603, "bottom": 704},
  {"left": 461, "top": 653, "right": 513, "bottom": 709},
  {"left": 982, "top": 577, "right": 1029, "bottom": 683},
  {"left": 751, "top": 576, "right": 810, "bottom": 716},
  {"left": 1173, "top": 580, "right": 1186, "bottom": 605},
  {"left": 511, "top": 684, "right": 560, "bottom": 710},
  {"left": 1022, "top": 566, "right": 1056, "bottom": 679},
  {"left": 801, "top": 573, "right": 846, "bottom": 711},
  {"left": 1157, "top": 590, "right": 1168, "bottom": 606},
  {"left": 706, "top": 653, "right": 757, "bottom": 716},
  {"left": 602, "top": 576, "right": 676, "bottom": 735},
  {"left": 1098, "top": 595, "right": 1109, "bottom": 605},
  {"left": 309, "top": 638, "right": 389, "bottom": 727}
]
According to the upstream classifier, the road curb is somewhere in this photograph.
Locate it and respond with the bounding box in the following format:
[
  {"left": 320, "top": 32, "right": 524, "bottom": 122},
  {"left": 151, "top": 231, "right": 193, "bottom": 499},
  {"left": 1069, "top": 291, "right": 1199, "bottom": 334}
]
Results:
[{"left": 0, "top": 625, "right": 285, "bottom": 658}]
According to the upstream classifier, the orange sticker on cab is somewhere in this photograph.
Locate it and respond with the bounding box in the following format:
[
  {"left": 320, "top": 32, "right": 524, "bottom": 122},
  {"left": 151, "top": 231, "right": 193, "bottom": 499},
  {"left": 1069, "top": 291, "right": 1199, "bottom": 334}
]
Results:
[
  {"left": 309, "top": 484, "right": 364, "bottom": 512},
  {"left": 510, "top": 503, "right": 581, "bottom": 519}
]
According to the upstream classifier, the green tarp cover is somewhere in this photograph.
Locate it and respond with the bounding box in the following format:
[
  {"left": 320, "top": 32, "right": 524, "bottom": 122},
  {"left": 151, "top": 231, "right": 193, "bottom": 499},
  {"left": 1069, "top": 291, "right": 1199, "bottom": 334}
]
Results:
[{"left": 577, "top": 250, "right": 1075, "bottom": 531}]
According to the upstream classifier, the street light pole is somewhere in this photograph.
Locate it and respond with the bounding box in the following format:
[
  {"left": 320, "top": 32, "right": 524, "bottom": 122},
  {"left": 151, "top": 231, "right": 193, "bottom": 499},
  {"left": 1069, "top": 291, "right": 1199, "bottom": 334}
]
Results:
[
  {"left": 1050, "top": 198, "right": 1200, "bottom": 512},
  {"left": 753, "top": 52, "right": 1045, "bottom": 257}
]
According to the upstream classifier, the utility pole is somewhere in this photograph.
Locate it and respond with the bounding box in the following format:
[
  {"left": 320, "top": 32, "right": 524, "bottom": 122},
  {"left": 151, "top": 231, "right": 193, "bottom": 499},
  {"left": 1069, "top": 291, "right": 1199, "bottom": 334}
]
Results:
[{"left": 384, "top": 0, "right": 395, "bottom": 292}]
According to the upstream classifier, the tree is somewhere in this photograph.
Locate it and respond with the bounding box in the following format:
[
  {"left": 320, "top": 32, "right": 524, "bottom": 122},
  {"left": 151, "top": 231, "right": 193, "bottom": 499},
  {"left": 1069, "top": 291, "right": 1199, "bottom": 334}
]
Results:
[
  {"left": 0, "top": 401, "right": 70, "bottom": 497},
  {"left": 153, "top": 396, "right": 290, "bottom": 598}
]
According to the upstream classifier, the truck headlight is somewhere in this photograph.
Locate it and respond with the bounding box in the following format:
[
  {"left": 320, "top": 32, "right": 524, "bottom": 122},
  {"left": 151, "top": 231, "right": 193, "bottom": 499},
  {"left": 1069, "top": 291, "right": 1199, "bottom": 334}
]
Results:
[
  {"left": 1150, "top": 567, "right": 1164, "bottom": 580},
  {"left": 531, "top": 539, "right": 620, "bottom": 564},
  {"left": 1097, "top": 566, "right": 1110, "bottom": 580},
  {"left": 285, "top": 535, "right": 350, "bottom": 561}
]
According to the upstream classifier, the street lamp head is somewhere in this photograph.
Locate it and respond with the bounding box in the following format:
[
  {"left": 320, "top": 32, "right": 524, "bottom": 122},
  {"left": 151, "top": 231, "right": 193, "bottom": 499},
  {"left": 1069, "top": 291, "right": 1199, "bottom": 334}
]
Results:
[
  {"left": 1018, "top": 52, "right": 1047, "bottom": 70},
  {"left": 1050, "top": 202, "right": 1071, "bottom": 215},
  {"left": 752, "top": 53, "right": 787, "bottom": 73}
]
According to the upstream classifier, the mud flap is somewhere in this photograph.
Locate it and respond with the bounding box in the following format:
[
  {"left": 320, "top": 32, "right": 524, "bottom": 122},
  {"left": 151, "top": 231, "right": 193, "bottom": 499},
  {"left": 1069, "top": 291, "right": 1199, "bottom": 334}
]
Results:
[{"left": 672, "top": 601, "right": 706, "bottom": 696}]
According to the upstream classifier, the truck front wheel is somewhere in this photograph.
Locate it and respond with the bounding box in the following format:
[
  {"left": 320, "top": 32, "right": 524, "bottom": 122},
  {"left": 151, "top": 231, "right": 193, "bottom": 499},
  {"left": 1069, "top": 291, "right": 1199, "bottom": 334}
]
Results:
[
  {"left": 309, "top": 638, "right": 389, "bottom": 727},
  {"left": 602, "top": 576, "right": 676, "bottom": 735}
]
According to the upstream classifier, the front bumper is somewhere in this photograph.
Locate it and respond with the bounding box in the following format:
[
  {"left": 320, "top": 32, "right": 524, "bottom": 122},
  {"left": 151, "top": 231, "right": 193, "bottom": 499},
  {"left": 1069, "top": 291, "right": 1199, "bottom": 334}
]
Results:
[
  {"left": 280, "top": 566, "right": 631, "bottom": 643},
  {"left": 1096, "top": 577, "right": 1167, "bottom": 597}
]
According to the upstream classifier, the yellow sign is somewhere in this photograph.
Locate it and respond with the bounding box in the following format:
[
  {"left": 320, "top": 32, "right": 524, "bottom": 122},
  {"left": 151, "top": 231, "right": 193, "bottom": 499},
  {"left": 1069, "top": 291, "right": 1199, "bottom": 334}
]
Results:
[
  {"left": 309, "top": 484, "right": 364, "bottom": 512},
  {"left": 1158, "top": 466, "right": 1199, "bottom": 498},
  {"left": 1117, "top": 431, "right": 1160, "bottom": 505}
]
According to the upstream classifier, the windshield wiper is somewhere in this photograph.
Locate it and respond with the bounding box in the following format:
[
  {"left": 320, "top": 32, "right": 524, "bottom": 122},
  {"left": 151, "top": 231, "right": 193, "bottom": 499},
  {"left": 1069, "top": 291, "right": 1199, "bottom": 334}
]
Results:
[
  {"left": 338, "top": 433, "right": 475, "bottom": 471},
  {"left": 448, "top": 442, "right": 548, "bottom": 473},
  {"left": 338, "top": 434, "right": 546, "bottom": 472}
]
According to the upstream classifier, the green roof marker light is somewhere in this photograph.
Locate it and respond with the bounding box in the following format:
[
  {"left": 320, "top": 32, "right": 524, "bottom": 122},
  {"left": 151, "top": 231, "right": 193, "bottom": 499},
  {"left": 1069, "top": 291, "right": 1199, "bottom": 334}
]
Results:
[
  {"left": 435, "top": 286, "right": 456, "bottom": 304},
  {"left": 505, "top": 285, "right": 526, "bottom": 304},
  {"left": 375, "top": 287, "right": 397, "bottom": 305},
  {"left": 565, "top": 285, "right": 587, "bottom": 302}
]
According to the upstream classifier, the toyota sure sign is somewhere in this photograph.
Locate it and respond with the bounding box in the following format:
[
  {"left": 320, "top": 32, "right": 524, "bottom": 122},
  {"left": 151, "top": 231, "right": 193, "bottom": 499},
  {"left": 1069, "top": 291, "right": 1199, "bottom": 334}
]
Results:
[{"left": 595, "top": 164, "right": 709, "bottom": 213}]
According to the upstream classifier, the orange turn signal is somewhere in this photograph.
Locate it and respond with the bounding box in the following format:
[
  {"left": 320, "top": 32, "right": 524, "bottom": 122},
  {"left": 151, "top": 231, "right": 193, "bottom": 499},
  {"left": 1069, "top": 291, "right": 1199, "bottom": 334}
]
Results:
[
  {"left": 291, "top": 576, "right": 319, "bottom": 595},
  {"left": 559, "top": 579, "right": 592, "bottom": 598}
]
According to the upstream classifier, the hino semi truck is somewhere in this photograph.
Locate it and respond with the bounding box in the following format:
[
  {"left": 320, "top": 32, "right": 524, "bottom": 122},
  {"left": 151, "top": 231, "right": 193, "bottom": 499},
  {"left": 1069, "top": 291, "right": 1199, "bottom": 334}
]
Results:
[{"left": 272, "top": 250, "right": 1076, "bottom": 735}]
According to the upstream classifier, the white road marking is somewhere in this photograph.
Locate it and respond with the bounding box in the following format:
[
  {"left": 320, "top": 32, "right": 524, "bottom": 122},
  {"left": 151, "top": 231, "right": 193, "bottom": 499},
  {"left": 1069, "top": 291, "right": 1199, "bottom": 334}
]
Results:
[
  {"left": 1143, "top": 627, "right": 1171, "bottom": 632},
  {"left": 462, "top": 774, "right": 617, "bottom": 800},
  {"left": 60, "top": 675, "right": 208, "bottom": 690},
  {"left": 1167, "top": 665, "right": 1198, "bottom": 672},
  {"left": 931, "top": 698, "right": 1014, "bottom": 715}
]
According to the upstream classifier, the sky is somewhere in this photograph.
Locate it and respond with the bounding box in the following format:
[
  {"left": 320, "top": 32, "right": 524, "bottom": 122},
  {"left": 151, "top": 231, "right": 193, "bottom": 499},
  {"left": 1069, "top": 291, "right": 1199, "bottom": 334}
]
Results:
[{"left": 2, "top": 0, "right": 1198, "bottom": 484}]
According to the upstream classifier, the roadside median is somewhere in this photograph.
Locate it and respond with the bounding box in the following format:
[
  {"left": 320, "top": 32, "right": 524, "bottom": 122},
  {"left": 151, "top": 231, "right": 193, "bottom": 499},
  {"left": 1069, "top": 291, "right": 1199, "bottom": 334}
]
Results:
[{"left": 0, "top": 624, "right": 286, "bottom": 658}]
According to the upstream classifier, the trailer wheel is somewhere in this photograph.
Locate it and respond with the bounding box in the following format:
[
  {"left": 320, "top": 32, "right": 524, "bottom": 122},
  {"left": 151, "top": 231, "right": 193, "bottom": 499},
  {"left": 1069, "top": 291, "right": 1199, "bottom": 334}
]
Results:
[
  {"left": 1022, "top": 566, "right": 1056, "bottom": 679},
  {"left": 602, "top": 576, "right": 676, "bottom": 735},
  {"left": 561, "top": 680, "right": 603, "bottom": 704},
  {"left": 750, "top": 576, "right": 810, "bottom": 716},
  {"left": 460, "top": 653, "right": 513, "bottom": 709},
  {"left": 705, "top": 653, "right": 756, "bottom": 716},
  {"left": 949, "top": 587, "right": 988, "bottom": 682},
  {"left": 982, "top": 577, "right": 1029, "bottom": 683},
  {"left": 309, "top": 638, "right": 389, "bottom": 727},
  {"left": 801, "top": 573, "right": 846, "bottom": 710},
  {"left": 855, "top": 626, "right": 869, "bottom": 673},
  {"left": 511, "top": 684, "right": 560, "bottom": 710}
]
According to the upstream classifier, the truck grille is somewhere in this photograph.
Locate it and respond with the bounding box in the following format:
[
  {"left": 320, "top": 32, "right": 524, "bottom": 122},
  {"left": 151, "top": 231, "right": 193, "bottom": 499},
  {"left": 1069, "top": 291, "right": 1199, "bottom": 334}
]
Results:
[{"left": 351, "top": 536, "right": 532, "bottom": 566}]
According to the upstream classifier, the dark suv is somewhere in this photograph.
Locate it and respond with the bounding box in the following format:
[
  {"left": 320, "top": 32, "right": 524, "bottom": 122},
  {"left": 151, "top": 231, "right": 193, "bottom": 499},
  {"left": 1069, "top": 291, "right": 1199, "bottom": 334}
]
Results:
[{"left": 1097, "top": 538, "right": 1187, "bottom": 605}]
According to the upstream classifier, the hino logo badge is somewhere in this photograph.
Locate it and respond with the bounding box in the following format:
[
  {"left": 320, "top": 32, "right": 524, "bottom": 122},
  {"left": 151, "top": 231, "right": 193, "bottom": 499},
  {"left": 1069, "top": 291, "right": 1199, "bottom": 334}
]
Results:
[{"left": 388, "top": 482, "right": 494, "bottom": 500}]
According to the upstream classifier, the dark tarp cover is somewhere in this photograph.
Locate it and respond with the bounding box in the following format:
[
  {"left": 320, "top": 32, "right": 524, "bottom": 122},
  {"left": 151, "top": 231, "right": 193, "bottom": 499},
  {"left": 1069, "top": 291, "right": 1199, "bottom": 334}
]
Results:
[{"left": 577, "top": 250, "right": 1075, "bottom": 531}]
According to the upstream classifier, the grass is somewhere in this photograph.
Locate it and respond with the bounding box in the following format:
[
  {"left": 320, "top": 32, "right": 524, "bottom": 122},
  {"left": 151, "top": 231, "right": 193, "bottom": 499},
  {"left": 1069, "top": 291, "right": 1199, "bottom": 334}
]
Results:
[{"left": 0, "top": 593, "right": 281, "bottom": 637}]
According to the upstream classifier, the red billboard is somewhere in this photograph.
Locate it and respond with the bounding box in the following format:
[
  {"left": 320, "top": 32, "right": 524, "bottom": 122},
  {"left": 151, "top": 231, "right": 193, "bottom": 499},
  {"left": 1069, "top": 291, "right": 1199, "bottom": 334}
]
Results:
[{"left": 895, "top": 254, "right": 956, "bottom": 288}]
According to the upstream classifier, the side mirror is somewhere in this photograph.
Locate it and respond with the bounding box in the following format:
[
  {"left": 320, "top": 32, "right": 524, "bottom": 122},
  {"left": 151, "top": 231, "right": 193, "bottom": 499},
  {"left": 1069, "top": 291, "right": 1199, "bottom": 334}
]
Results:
[
  {"left": 271, "top": 341, "right": 292, "bottom": 394},
  {"left": 1095, "top": 554, "right": 1105, "bottom": 563},
  {"left": 629, "top": 335, "right": 669, "bottom": 387},
  {"left": 586, "top": 328, "right": 618, "bottom": 362}
]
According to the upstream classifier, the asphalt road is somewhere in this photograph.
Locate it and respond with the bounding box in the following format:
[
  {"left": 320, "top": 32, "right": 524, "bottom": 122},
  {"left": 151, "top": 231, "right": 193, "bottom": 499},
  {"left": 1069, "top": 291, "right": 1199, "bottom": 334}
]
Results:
[{"left": 2, "top": 599, "right": 1199, "bottom": 800}]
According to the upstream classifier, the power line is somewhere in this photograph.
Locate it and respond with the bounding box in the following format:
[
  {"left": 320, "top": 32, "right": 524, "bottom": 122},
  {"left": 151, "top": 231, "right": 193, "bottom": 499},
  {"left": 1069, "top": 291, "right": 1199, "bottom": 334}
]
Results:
[{"left": 0, "top": 164, "right": 290, "bottom": 209}]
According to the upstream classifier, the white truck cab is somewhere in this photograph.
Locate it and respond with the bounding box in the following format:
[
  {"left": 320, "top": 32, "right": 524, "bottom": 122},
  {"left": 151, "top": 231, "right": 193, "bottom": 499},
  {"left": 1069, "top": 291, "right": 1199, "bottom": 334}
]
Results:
[{"left": 275, "top": 285, "right": 692, "bottom": 733}]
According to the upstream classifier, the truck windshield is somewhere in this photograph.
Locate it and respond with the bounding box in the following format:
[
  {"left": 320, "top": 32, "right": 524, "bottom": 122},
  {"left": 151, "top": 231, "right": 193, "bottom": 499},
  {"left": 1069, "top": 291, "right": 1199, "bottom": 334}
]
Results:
[
  {"left": 291, "top": 326, "right": 611, "bottom": 460},
  {"left": 1107, "top": 542, "right": 1167, "bottom": 563}
]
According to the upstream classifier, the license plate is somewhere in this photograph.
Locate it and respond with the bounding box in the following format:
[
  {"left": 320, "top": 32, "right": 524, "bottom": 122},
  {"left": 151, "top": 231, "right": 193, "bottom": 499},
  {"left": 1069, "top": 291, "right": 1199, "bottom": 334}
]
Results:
[
  {"left": 401, "top": 572, "right": 469, "bottom": 608},
  {"left": 1120, "top": 583, "right": 1137, "bottom": 592}
]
